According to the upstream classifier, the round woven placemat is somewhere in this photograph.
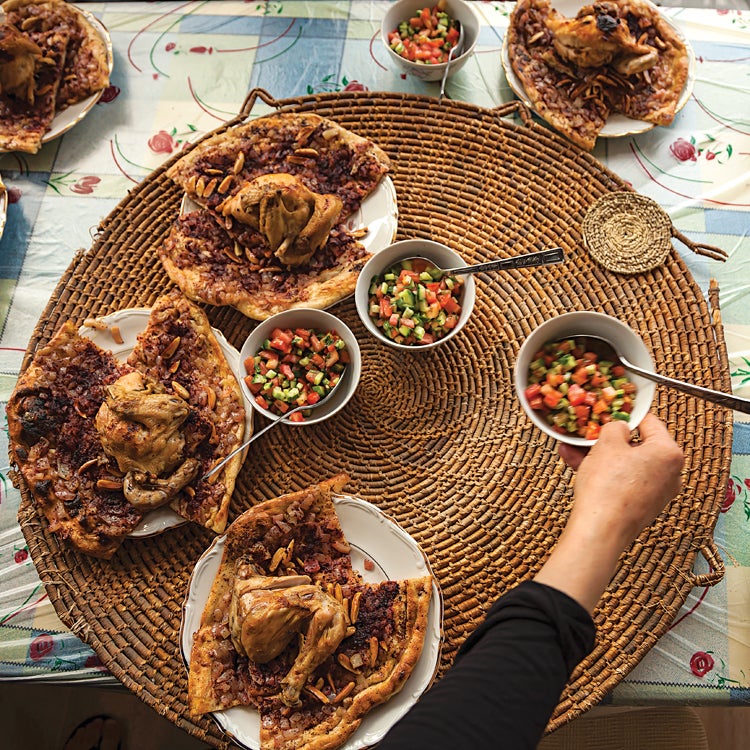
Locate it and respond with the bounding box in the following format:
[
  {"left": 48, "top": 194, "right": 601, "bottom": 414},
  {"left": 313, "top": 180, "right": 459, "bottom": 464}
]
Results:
[{"left": 14, "top": 90, "right": 731, "bottom": 748}]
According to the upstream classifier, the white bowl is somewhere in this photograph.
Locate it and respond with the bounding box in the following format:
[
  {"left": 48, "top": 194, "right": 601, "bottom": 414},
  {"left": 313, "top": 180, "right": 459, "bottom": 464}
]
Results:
[
  {"left": 381, "top": 0, "right": 480, "bottom": 83},
  {"left": 354, "top": 239, "right": 476, "bottom": 351},
  {"left": 514, "top": 312, "right": 656, "bottom": 447},
  {"left": 239, "top": 309, "right": 361, "bottom": 426}
]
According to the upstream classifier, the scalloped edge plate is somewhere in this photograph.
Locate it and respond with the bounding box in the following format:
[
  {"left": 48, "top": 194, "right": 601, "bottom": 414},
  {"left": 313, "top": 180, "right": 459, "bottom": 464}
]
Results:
[
  {"left": 501, "top": 0, "right": 696, "bottom": 139},
  {"left": 79, "top": 308, "right": 253, "bottom": 538},
  {"left": 180, "top": 494, "right": 444, "bottom": 750},
  {"left": 0, "top": 4, "right": 114, "bottom": 152},
  {"left": 0, "top": 174, "right": 6, "bottom": 240}
]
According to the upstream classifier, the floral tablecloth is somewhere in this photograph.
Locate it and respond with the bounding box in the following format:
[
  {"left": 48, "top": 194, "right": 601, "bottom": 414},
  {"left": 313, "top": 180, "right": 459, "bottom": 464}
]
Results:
[{"left": 0, "top": 1, "right": 748, "bottom": 704}]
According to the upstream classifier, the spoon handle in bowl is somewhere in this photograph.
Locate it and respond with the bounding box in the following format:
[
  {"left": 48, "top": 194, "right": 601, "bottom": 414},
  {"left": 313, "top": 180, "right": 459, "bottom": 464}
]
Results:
[
  {"left": 622, "top": 358, "right": 750, "bottom": 414},
  {"left": 448, "top": 247, "right": 564, "bottom": 275}
]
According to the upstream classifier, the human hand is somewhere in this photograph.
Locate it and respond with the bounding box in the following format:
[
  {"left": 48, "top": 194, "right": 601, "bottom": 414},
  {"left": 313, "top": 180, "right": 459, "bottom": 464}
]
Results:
[
  {"left": 535, "top": 413, "right": 683, "bottom": 612},
  {"left": 561, "top": 413, "right": 684, "bottom": 548}
]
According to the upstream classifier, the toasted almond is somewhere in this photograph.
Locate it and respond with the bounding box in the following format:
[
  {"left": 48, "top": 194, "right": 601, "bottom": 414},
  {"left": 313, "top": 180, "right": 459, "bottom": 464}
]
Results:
[
  {"left": 185, "top": 486, "right": 196, "bottom": 498},
  {"left": 233, "top": 151, "right": 245, "bottom": 174},
  {"left": 528, "top": 30, "right": 545, "bottom": 45},
  {"left": 206, "top": 387, "right": 217, "bottom": 410},
  {"left": 97, "top": 478, "right": 123, "bottom": 491},
  {"left": 203, "top": 178, "right": 218, "bottom": 198},
  {"left": 205, "top": 168, "right": 223, "bottom": 175},
  {"left": 294, "top": 147, "right": 318, "bottom": 158},
  {"left": 349, "top": 591, "right": 361, "bottom": 624},
  {"left": 346, "top": 625, "right": 356, "bottom": 638},
  {"left": 196, "top": 176, "right": 206, "bottom": 197},
  {"left": 286, "top": 155, "right": 310, "bottom": 166},
  {"left": 332, "top": 681, "right": 355, "bottom": 704},
  {"left": 337, "top": 653, "right": 358, "bottom": 673},
  {"left": 169, "top": 359, "right": 181, "bottom": 374},
  {"left": 326, "top": 671, "right": 336, "bottom": 692},
  {"left": 223, "top": 245, "right": 243, "bottom": 264},
  {"left": 109, "top": 324, "right": 124, "bottom": 345},
  {"left": 83, "top": 317, "right": 109, "bottom": 330},
  {"left": 654, "top": 36, "right": 666, "bottom": 50},
  {"left": 305, "top": 685, "right": 330, "bottom": 704},
  {"left": 334, "top": 583, "right": 343, "bottom": 603},
  {"left": 269, "top": 546, "right": 286, "bottom": 572},
  {"left": 332, "top": 539, "right": 350, "bottom": 554},
  {"left": 349, "top": 228, "right": 368, "bottom": 239},
  {"left": 187, "top": 175, "right": 197, "bottom": 193},
  {"left": 78, "top": 458, "right": 100, "bottom": 475},
  {"left": 369, "top": 636, "right": 379, "bottom": 668},
  {"left": 172, "top": 381, "right": 190, "bottom": 400},
  {"left": 314, "top": 677, "right": 324, "bottom": 690},
  {"left": 322, "top": 127, "right": 338, "bottom": 141},
  {"left": 218, "top": 174, "right": 233, "bottom": 194},
  {"left": 162, "top": 336, "right": 181, "bottom": 359},
  {"left": 22, "top": 16, "right": 40, "bottom": 30},
  {"left": 285, "top": 539, "right": 295, "bottom": 563}
]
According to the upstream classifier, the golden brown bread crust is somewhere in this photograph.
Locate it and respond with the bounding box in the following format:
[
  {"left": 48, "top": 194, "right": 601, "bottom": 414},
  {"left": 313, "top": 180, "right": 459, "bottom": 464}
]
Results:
[
  {"left": 187, "top": 475, "right": 433, "bottom": 750},
  {"left": 8, "top": 290, "right": 246, "bottom": 557},
  {"left": 507, "top": 0, "right": 689, "bottom": 150},
  {"left": 126, "top": 289, "right": 247, "bottom": 534},
  {"left": 162, "top": 112, "right": 390, "bottom": 319}
]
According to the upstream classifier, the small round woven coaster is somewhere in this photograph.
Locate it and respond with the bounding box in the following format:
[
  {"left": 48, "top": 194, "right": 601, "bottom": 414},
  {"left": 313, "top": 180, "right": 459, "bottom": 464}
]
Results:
[{"left": 582, "top": 192, "right": 673, "bottom": 274}]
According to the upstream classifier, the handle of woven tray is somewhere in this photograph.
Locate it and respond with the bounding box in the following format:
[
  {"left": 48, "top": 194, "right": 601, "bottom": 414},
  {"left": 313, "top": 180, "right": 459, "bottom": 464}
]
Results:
[
  {"left": 240, "top": 88, "right": 281, "bottom": 118},
  {"left": 672, "top": 227, "right": 728, "bottom": 262},
  {"left": 687, "top": 537, "right": 725, "bottom": 587},
  {"left": 491, "top": 100, "right": 534, "bottom": 128}
]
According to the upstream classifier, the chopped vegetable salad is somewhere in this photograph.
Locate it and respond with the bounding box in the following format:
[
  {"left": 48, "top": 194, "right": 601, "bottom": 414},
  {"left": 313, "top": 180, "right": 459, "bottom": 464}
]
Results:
[
  {"left": 243, "top": 327, "right": 348, "bottom": 422},
  {"left": 388, "top": 1, "right": 461, "bottom": 65},
  {"left": 524, "top": 337, "right": 637, "bottom": 440},
  {"left": 367, "top": 257, "right": 464, "bottom": 345}
]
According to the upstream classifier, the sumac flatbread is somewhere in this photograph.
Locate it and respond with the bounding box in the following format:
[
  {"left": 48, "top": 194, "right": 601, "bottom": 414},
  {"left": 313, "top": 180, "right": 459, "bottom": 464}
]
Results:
[
  {"left": 188, "top": 474, "right": 433, "bottom": 750},
  {"left": 162, "top": 112, "right": 391, "bottom": 320},
  {"left": 7, "top": 290, "right": 246, "bottom": 558},
  {"left": 507, "top": 0, "right": 689, "bottom": 150}
]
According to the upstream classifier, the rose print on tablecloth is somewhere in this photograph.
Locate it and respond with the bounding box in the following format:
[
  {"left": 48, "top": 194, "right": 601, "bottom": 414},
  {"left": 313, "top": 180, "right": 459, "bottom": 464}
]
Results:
[
  {"left": 690, "top": 650, "right": 715, "bottom": 678},
  {"left": 670, "top": 136, "right": 733, "bottom": 165},
  {"left": 46, "top": 173, "right": 101, "bottom": 195}
]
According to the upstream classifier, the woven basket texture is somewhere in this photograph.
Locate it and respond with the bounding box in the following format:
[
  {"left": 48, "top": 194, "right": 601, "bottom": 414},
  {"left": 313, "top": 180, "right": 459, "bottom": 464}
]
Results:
[{"left": 14, "top": 90, "right": 731, "bottom": 748}]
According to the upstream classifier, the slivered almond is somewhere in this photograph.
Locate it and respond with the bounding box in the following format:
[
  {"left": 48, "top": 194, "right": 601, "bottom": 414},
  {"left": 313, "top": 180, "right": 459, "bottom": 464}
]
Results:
[
  {"left": 287, "top": 155, "right": 310, "bottom": 166},
  {"left": 349, "top": 591, "right": 361, "bottom": 624},
  {"left": 369, "top": 636, "right": 379, "bottom": 668},
  {"left": 78, "top": 458, "right": 100, "bottom": 475},
  {"left": 337, "top": 653, "right": 358, "bottom": 673},
  {"left": 528, "top": 30, "right": 545, "bottom": 45},
  {"left": 83, "top": 317, "right": 109, "bottom": 330},
  {"left": 334, "top": 583, "right": 343, "bottom": 603},
  {"left": 285, "top": 539, "right": 295, "bottom": 563},
  {"left": 233, "top": 151, "right": 245, "bottom": 174},
  {"left": 332, "top": 539, "right": 350, "bottom": 554},
  {"left": 314, "top": 677, "right": 324, "bottom": 690},
  {"left": 346, "top": 625, "right": 356, "bottom": 638},
  {"left": 332, "top": 681, "right": 355, "bottom": 704},
  {"left": 206, "top": 387, "right": 217, "bottom": 410},
  {"left": 322, "top": 127, "right": 338, "bottom": 140},
  {"left": 203, "top": 178, "right": 218, "bottom": 198},
  {"left": 172, "top": 381, "right": 190, "bottom": 400},
  {"left": 97, "top": 478, "right": 123, "bottom": 491},
  {"left": 187, "top": 175, "right": 197, "bottom": 192},
  {"left": 22, "top": 16, "right": 40, "bottom": 30},
  {"left": 326, "top": 672, "right": 336, "bottom": 692},
  {"left": 162, "top": 336, "right": 181, "bottom": 359},
  {"left": 109, "top": 325, "right": 124, "bottom": 345},
  {"left": 305, "top": 685, "right": 330, "bottom": 704},
  {"left": 269, "top": 546, "right": 286, "bottom": 572},
  {"left": 169, "top": 359, "right": 181, "bottom": 374},
  {"left": 205, "top": 168, "right": 223, "bottom": 175},
  {"left": 294, "top": 148, "right": 319, "bottom": 158},
  {"left": 196, "top": 176, "right": 206, "bottom": 197},
  {"left": 223, "top": 245, "right": 244, "bottom": 264},
  {"left": 218, "top": 174, "right": 233, "bottom": 194},
  {"left": 349, "top": 228, "right": 368, "bottom": 239},
  {"left": 185, "top": 486, "right": 195, "bottom": 498},
  {"left": 654, "top": 36, "right": 666, "bottom": 49}
]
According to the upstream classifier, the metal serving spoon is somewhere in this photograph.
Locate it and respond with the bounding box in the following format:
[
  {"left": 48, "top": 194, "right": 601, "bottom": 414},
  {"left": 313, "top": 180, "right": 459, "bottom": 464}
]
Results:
[
  {"left": 202, "top": 369, "right": 347, "bottom": 481},
  {"left": 439, "top": 20, "right": 465, "bottom": 102},
  {"left": 406, "top": 247, "right": 565, "bottom": 278},
  {"left": 574, "top": 334, "right": 750, "bottom": 414}
]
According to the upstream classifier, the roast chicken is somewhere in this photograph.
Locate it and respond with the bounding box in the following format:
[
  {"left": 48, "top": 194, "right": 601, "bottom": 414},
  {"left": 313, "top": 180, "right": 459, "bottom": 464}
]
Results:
[
  {"left": 0, "top": 23, "right": 43, "bottom": 103},
  {"left": 220, "top": 173, "right": 343, "bottom": 266},
  {"left": 545, "top": 2, "right": 658, "bottom": 75},
  {"left": 229, "top": 564, "right": 349, "bottom": 706},
  {"left": 95, "top": 371, "right": 200, "bottom": 509}
]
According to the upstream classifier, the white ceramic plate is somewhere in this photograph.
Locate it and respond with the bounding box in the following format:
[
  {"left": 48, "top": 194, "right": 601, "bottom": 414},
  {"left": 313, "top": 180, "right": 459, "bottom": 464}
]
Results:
[
  {"left": 79, "top": 308, "right": 253, "bottom": 538},
  {"left": 180, "top": 494, "right": 444, "bottom": 750},
  {"left": 0, "top": 5, "right": 113, "bottom": 152},
  {"left": 501, "top": 0, "right": 696, "bottom": 139},
  {"left": 180, "top": 174, "right": 398, "bottom": 259}
]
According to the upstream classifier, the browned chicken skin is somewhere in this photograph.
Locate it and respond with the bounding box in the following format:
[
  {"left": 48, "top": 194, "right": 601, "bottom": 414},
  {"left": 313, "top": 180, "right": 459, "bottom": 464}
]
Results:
[
  {"left": 229, "top": 565, "right": 349, "bottom": 706},
  {"left": 546, "top": 2, "right": 657, "bottom": 74},
  {"left": 95, "top": 372, "right": 199, "bottom": 509},
  {"left": 219, "top": 173, "right": 343, "bottom": 267},
  {"left": 0, "top": 22, "right": 43, "bottom": 103}
]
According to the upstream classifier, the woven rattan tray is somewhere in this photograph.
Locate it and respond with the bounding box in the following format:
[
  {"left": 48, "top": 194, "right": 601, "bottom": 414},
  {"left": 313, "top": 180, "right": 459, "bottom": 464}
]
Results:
[{"left": 14, "top": 90, "right": 731, "bottom": 746}]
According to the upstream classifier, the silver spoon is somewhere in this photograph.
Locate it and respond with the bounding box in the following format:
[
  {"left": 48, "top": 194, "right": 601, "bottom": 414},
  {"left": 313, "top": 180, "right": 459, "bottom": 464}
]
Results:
[
  {"left": 573, "top": 334, "right": 750, "bottom": 414},
  {"left": 405, "top": 247, "right": 565, "bottom": 277},
  {"left": 439, "top": 20, "right": 465, "bottom": 102},
  {"left": 202, "top": 368, "right": 347, "bottom": 481}
]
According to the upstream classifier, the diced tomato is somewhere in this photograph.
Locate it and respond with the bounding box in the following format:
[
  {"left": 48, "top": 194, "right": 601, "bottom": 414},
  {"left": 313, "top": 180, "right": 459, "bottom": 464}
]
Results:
[
  {"left": 255, "top": 395, "right": 269, "bottom": 410},
  {"left": 567, "top": 384, "right": 586, "bottom": 406},
  {"left": 585, "top": 423, "right": 602, "bottom": 440},
  {"left": 572, "top": 368, "right": 590, "bottom": 385},
  {"left": 543, "top": 390, "right": 564, "bottom": 409},
  {"left": 611, "top": 365, "right": 626, "bottom": 377},
  {"left": 288, "top": 411, "right": 305, "bottom": 423}
]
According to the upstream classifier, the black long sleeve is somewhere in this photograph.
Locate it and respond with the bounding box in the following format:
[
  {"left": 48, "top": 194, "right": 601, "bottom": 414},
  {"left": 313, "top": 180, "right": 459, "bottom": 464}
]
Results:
[{"left": 377, "top": 581, "right": 596, "bottom": 750}]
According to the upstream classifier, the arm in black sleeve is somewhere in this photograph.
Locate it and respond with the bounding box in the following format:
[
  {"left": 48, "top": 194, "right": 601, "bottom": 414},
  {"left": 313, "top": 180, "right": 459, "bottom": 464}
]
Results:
[{"left": 376, "top": 581, "right": 596, "bottom": 750}]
